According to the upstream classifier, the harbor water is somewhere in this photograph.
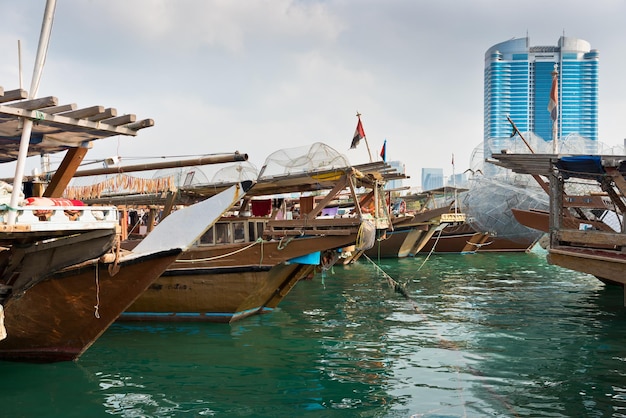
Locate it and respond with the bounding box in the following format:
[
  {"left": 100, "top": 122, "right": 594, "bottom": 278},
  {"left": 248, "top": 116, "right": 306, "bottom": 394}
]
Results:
[{"left": 1, "top": 250, "right": 626, "bottom": 417}]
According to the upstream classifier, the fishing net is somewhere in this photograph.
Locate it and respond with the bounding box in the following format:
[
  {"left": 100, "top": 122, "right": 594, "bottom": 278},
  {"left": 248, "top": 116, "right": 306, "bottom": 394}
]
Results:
[
  {"left": 464, "top": 133, "right": 625, "bottom": 242},
  {"left": 210, "top": 162, "right": 259, "bottom": 183},
  {"left": 258, "top": 142, "right": 350, "bottom": 179}
]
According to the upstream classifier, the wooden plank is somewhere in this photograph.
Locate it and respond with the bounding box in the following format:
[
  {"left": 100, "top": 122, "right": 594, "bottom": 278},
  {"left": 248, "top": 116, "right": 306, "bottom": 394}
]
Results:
[
  {"left": 101, "top": 114, "right": 136, "bottom": 126},
  {"left": 0, "top": 89, "right": 27, "bottom": 103},
  {"left": 605, "top": 166, "right": 626, "bottom": 198},
  {"left": 41, "top": 104, "right": 77, "bottom": 114},
  {"left": 7, "top": 96, "right": 58, "bottom": 110},
  {"left": 60, "top": 105, "right": 105, "bottom": 119},
  {"left": 269, "top": 229, "right": 352, "bottom": 236},
  {"left": 562, "top": 195, "right": 610, "bottom": 209},
  {"left": 89, "top": 108, "right": 117, "bottom": 121},
  {"left": 557, "top": 229, "right": 626, "bottom": 247},
  {"left": 127, "top": 118, "right": 155, "bottom": 131}
]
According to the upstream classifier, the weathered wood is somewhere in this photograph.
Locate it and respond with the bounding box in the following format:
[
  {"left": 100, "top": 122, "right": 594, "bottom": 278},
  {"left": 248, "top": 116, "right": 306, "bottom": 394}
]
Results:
[
  {"left": 0, "top": 89, "right": 27, "bottom": 103},
  {"left": 606, "top": 166, "right": 626, "bottom": 199},
  {"left": 41, "top": 103, "right": 77, "bottom": 114},
  {"left": 43, "top": 147, "right": 90, "bottom": 198},
  {"left": 88, "top": 108, "right": 117, "bottom": 121},
  {"left": 101, "top": 114, "right": 136, "bottom": 126},
  {"left": 7, "top": 96, "right": 57, "bottom": 110},
  {"left": 305, "top": 175, "right": 348, "bottom": 220},
  {"left": 562, "top": 195, "right": 609, "bottom": 209},
  {"left": 60, "top": 105, "right": 104, "bottom": 119},
  {"left": 557, "top": 229, "right": 626, "bottom": 247},
  {"left": 270, "top": 229, "right": 352, "bottom": 236},
  {"left": 127, "top": 118, "right": 155, "bottom": 131}
]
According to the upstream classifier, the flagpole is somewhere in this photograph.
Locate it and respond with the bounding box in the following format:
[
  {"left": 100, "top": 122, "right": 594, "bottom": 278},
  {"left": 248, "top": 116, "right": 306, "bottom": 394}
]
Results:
[
  {"left": 357, "top": 112, "right": 373, "bottom": 162},
  {"left": 452, "top": 153, "right": 457, "bottom": 213}
]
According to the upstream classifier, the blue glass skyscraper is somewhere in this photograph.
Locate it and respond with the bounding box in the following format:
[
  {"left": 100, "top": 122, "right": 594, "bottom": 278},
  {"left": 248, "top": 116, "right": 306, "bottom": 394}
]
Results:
[{"left": 484, "top": 36, "right": 599, "bottom": 157}]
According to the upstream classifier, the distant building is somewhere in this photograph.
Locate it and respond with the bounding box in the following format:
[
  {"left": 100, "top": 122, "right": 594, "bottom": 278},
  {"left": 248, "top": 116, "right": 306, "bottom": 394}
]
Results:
[
  {"left": 484, "top": 36, "right": 599, "bottom": 162},
  {"left": 421, "top": 168, "right": 443, "bottom": 191},
  {"left": 446, "top": 172, "right": 467, "bottom": 188},
  {"left": 383, "top": 160, "right": 406, "bottom": 191}
]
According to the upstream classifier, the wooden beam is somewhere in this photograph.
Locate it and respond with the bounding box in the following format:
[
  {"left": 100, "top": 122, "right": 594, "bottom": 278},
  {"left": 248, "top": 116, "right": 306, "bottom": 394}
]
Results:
[
  {"left": 127, "top": 118, "right": 155, "bottom": 131},
  {"left": 41, "top": 103, "right": 77, "bottom": 114},
  {"left": 7, "top": 96, "right": 58, "bottom": 110},
  {"left": 0, "top": 89, "right": 27, "bottom": 103},
  {"left": 562, "top": 195, "right": 610, "bottom": 209},
  {"left": 305, "top": 175, "right": 348, "bottom": 220},
  {"left": 101, "top": 114, "right": 136, "bottom": 126},
  {"left": 88, "top": 108, "right": 117, "bottom": 121},
  {"left": 60, "top": 105, "right": 105, "bottom": 119},
  {"left": 43, "top": 147, "right": 90, "bottom": 198},
  {"left": 557, "top": 229, "right": 626, "bottom": 247}
]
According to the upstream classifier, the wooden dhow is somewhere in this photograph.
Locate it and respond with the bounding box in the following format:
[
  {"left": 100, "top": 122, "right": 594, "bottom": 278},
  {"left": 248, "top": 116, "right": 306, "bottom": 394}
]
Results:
[
  {"left": 0, "top": 82, "right": 248, "bottom": 361},
  {"left": 93, "top": 144, "right": 403, "bottom": 323},
  {"left": 490, "top": 152, "right": 626, "bottom": 303}
]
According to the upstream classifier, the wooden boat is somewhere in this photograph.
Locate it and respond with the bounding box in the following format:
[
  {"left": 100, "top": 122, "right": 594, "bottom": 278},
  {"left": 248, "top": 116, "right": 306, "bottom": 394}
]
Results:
[
  {"left": 0, "top": 74, "right": 249, "bottom": 360},
  {"left": 116, "top": 153, "right": 399, "bottom": 323},
  {"left": 399, "top": 186, "right": 536, "bottom": 255},
  {"left": 0, "top": 183, "right": 247, "bottom": 361},
  {"left": 417, "top": 222, "right": 537, "bottom": 254},
  {"left": 490, "top": 153, "right": 626, "bottom": 299},
  {"left": 362, "top": 205, "right": 456, "bottom": 258}
]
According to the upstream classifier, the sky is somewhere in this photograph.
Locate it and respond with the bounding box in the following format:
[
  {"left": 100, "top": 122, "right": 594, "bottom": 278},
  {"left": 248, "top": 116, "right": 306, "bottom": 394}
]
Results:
[{"left": 1, "top": 0, "right": 626, "bottom": 189}]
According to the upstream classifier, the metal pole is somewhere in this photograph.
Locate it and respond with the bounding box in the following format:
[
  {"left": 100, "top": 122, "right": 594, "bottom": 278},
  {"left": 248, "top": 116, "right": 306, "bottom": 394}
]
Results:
[{"left": 7, "top": 0, "right": 57, "bottom": 224}]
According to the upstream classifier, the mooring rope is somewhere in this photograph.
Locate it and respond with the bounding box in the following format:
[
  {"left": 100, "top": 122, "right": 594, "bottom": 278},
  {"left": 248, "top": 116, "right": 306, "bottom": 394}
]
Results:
[
  {"left": 416, "top": 226, "right": 444, "bottom": 272},
  {"left": 93, "top": 262, "right": 101, "bottom": 319},
  {"left": 175, "top": 238, "right": 265, "bottom": 263}
]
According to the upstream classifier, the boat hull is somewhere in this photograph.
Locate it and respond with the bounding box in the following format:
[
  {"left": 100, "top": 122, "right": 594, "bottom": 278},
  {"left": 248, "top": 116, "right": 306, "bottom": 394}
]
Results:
[
  {"left": 122, "top": 262, "right": 315, "bottom": 323},
  {"left": 121, "top": 235, "right": 354, "bottom": 323},
  {"left": 548, "top": 247, "right": 626, "bottom": 286},
  {"left": 0, "top": 249, "right": 181, "bottom": 362},
  {"left": 418, "top": 223, "right": 534, "bottom": 254}
]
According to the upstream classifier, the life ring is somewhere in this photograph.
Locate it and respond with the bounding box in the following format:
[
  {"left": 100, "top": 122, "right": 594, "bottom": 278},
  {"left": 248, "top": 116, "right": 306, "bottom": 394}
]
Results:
[{"left": 400, "top": 200, "right": 406, "bottom": 214}]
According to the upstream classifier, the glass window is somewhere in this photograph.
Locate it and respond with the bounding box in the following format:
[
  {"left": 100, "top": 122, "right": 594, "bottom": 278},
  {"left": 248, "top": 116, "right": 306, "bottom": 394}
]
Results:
[
  {"left": 215, "top": 223, "right": 231, "bottom": 244},
  {"left": 200, "top": 226, "right": 214, "bottom": 245},
  {"left": 233, "top": 222, "right": 245, "bottom": 242}
]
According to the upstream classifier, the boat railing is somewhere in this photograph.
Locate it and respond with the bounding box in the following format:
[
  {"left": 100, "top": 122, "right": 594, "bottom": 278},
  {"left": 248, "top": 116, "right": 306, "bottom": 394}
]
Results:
[{"left": 0, "top": 204, "right": 119, "bottom": 232}]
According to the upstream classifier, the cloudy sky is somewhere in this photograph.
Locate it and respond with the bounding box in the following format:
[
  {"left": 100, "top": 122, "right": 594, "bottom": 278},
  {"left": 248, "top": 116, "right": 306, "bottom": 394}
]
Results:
[{"left": 1, "top": 0, "right": 625, "bottom": 188}]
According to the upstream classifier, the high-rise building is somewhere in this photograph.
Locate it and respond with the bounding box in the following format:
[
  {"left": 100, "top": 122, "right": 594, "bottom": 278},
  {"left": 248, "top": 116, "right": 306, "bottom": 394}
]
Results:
[
  {"left": 421, "top": 168, "right": 443, "bottom": 191},
  {"left": 484, "top": 36, "right": 599, "bottom": 157}
]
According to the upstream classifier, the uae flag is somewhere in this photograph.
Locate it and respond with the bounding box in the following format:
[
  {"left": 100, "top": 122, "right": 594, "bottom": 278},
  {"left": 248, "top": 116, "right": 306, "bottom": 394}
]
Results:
[
  {"left": 380, "top": 139, "right": 387, "bottom": 162},
  {"left": 548, "top": 73, "right": 558, "bottom": 122},
  {"left": 350, "top": 117, "right": 366, "bottom": 149}
]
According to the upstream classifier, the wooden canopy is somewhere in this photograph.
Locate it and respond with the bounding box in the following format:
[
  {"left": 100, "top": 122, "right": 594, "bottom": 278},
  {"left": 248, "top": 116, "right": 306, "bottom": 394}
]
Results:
[{"left": 0, "top": 85, "right": 153, "bottom": 164}]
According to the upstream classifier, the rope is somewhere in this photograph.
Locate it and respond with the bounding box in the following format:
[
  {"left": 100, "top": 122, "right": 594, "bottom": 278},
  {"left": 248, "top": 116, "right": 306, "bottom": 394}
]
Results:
[
  {"left": 356, "top": 220, "right": 376, "bottom": 251},
  {"left": 416, "top": 226, "right": 444, "bottom": 272},
  {"left": 107, "top": 236, "right": 121, "bottom": 276},
  {"left": 465, "top": 240, "right": 493, "bottom": 249},
  {"left": 176, "top": 238, "right": 264, "bottom": 262},
  {"left": 93, "top": 263, "right": 101, "bottom": 319},
  {"left": 277, "top": 235, "right": 295, "bottom": 250},
  {"left": 362, "top": 253, "right": 418, "bottom": 311}
]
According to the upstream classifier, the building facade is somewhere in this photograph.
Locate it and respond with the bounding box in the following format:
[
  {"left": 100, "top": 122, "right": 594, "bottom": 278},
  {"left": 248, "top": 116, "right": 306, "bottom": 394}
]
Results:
[
  {"left": 421, "top": 168, "right": 444, "bottom": 191},
  {"left": 484, "top": 36, "right": 599, "bottom": 158}
]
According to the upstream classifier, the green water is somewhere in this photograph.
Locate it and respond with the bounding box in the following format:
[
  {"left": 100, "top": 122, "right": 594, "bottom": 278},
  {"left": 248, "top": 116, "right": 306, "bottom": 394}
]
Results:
[{"left": 1, "top": 251, "right": 626, "bottom": 417}]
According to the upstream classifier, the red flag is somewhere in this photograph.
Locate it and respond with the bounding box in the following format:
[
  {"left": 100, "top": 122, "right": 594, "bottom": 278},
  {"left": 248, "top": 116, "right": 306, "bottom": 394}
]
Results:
[
  {"left": 548, "top": 72, "right": 558, "bottom": 122},
  {"left": 350, "top": 117, "right": 366, "bottom": 149},
  {"left": 380, "top": 139, "right": 387, "bottom": 162}
]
